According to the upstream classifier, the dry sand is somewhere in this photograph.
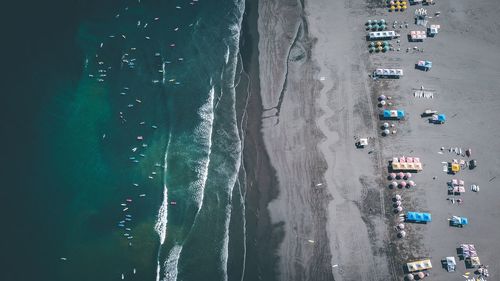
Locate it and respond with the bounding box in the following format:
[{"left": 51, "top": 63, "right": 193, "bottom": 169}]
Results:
[{"left": 255, "top": 0, "right": 500, "bottom": 280}]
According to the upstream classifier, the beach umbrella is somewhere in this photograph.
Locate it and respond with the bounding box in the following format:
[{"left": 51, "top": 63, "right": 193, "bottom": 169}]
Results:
[
  {"left": 394, "top": 194, "right": 402, "bottom": 201},
  {"left": 396, "top": 5, "right": 401, "bottom": 10},
  {"left": 366, "top": 25, "right": 372, "bottom": 30},
  {"left": 383, "top": 122, "right": 389, "bottom": 128},
  {"left": 380, "top": 19, "right": 386, "bottom": 24},
  {"left": 400, "top": 181, "right": 407, "bottom": 188},
  {"left": 369, "top": 47, "right": 376, "bottom": 53},
  {"left": 397, "top": 223, "right": 405, "bottom": 230},
  {"left": 383, "top": 41, "right": 390, "bottom": 46},
  {"left": 406, "top": 273, "right": 415, "bottom": 280},
  {"left": 391, "top": 181, "right": 398, "bottom": 188},
  {"left": 372, "top": 19, "right": 379, "bottom": 25},
  {"left": 369, "top": 42, "right": 375, "bottom": 47},
  {"left": 397, "top": 172, "right": 405, "bottom": 179},
  {"left": 394, "top": 200, "right": 401, "bottom": 206},
  {"left": 383, "top": 129, "right": 390, "bottom": 135},
  {"left": 376, "top": 41, "right": 382, "bottom": 46},
  {"left": 378, "top": 24, "right": 386, "bottom": 31},
  {"left": 408, "top": 180, "right": 415, "bottom": 187},
  {"left": 398, "top": 230, "right": 406, "bottom": 238},
  {"left": 380, "top": 100, "right": 386, "bottom": 106},
  {"left": 417, "top": 272, "right": 425, "bottom": 279},
  {"left": 366, "top": 20, "right": 372, "bottom": 25},
  {"left": 405, "top": 172, "right": 412, "bottom": 179},
  {"left": 377, "top": 46, "right": 383, "bottom": 52},
  {"left": 383, "top": 46, "right": 390, "bottom": 52},
  {"left": 371, "top": 24, "right": 379, "bottom": 31},
  {"left": 378, "top": 94, "right": 386, "bottom": 100},
  {"left": 401, "top": 1, "right": 407, "bottom": 5},
  {"left": 389, "top": 172, "right": 396, "bottom": 179},
  {"left": 401, "top": 5, "right": 407, "bottom": 11},
  {"left": 396, "top": 206, "right": 403, "bottom": 212},
  {"left": 390, "top": 5, "right": 396, "bottom": 11}
]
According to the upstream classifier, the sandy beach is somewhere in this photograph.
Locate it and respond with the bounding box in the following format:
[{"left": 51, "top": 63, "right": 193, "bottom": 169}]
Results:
[{"left": 250, "top": 0, "right": 500, "bottom": 280}]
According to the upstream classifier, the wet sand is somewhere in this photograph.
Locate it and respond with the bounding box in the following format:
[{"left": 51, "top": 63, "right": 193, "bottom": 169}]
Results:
[{"left": 251, "top": 0, "right": 500, "bottom": 280}]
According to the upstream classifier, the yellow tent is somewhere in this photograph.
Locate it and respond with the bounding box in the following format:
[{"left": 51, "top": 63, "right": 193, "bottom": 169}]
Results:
[{"left": 451, "top": 163, "right": 460, "bottom": 173}]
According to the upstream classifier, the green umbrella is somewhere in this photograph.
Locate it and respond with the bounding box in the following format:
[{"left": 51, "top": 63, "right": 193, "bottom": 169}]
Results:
[
  {"left": 378, "top": 24, "right": 386, "bottom": 30},
  {"left": 369, "top": 47, "right": 376, "bottom": 53},
  {"left": 367, "top": 20, "right": 372, "bottom": 25},
  {"left": 383, "top": 41, "right": 390, "bottom": 46},
  {"left": 372, "top": 19, "right": 379, "bottom": 25},
  {"left": 380, "top": 19, "right": 386, "bottom": 24},
  {"left": 371, "top": 24, "right": 379, "bottom": 31},
  {"left": 383, "top": 46, "right": 390, "bottom": 52},
  {"left": 366, "top": 24, "right": 372, "bottom": 30}
]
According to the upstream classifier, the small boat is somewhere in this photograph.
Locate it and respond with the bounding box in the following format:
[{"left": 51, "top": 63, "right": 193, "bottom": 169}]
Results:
[
  {"left": 60, "top": 257, "right": 67, "bottom": 261},
  {"left": 124, "top": 233, "right": 129, "bottom": 237},
  {"left": 139, "top": 194, "right": 146, "bottom": 197},
  {"left": 126, "top": 198, "right": 133, "bottom": 202},
  {"left": 89, "top": 74, "right": 94, "bottom": 78},
  {"left": 137, "top": 136, "right": 143, "bottom": 140},
  {"left": 170, "top": 44, "right": 175, "bottom": 47},
  {"left": 125, "top": 214, "right": 132, "bottom": 218},
  {"left": 128, "top": 104, "right": 134, "bottom": 108},
  {"left": 152, "top": 172, "right": 157, "bottom": 175},
  {"left": 121, "top": 274, "right": 124, "bottom": 280},
  {"left": 152, "top": 125, "right": 158, "bottom": 129},
  {"left": 176, "top": 6, "right": 181, "bottom": 9},
  {"left": 121, "top": 203, "right": 127, "bottom": 206},
  {"left": 133, "top": 183, "right": 139, "bottom": 187},
  {"left": 120, "top": 92, "right": 126, "bottom": 95},
  {"left": 122, "top": 34, "right": 126, "bottom": 39},
  {"left": 178, "top": 58, "right": 184, "bottom": 61},
  {"left": 145, "top": 36, "right": 151, "bottom": 40},
  {"left": 100, "top": 42, "right": 103, "bottom": 48},
  {"left": 142, "top": 144, "right": 148, "bottom": 148},
  {"left": 126, "top": 228, "right": 131, "bottom": 231},
  {"left": 132, "top": 147, "right": 138, "bottom": 152},
  {"left": 139, "top": 154, "right": 145, "bottom": 157},
  {"left": 118, "top": 224, "right": 125, "bottom": 227},
  {"left": 154, "top": 17, "right": 159, "bottom": 21},
  {"left": 140, "top": 121, "right": 146, "bottom": 125},
  {"left": 135, "top": 99, "right": 142, "bottom": 103},
  {"left": 170, "top": 201, "right": 177, "bottom": 205},
  {"left": 125, "top": 218, "right": 132, "bottom": 222},
  {"left": 174, "top": 27, "right": 179, "bottom": 31},
  {"left": 102, "top": 134, "right": 106, "bottom": 139},
  {"left": 123, "top": 208, "right": 129, "bottom": 212},
  {"left": 133, "top": 268, "right": 136, "bottom": 274},
  {"left": 155, "top": 53, "right": 160, "bottom": 57},
  {"left": 123, "top": 87, "right": 129, "bottom": 90},
  {"left": 133, "top": 160, "right": 139, "bottom": 163},
  {"left": 144, "top": 23, "right": 148, "bottom": 28},
  {"left": 148, "top": 176, "right": 154, "bottom": 179}
]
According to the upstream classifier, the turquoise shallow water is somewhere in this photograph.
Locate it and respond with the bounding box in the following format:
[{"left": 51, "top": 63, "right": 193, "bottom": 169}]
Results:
[{"left": 2, "top": 0, "right": 250, "bottom": 280}]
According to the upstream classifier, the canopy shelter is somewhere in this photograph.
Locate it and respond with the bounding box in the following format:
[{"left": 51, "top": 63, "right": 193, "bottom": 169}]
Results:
[
  {"left": 373, "top": 68, "right": 404, "bottom": 78},
  {"left": 406, "top": 259, "right": 432, "bottom": 273},
  {"left": 431, "top": 114, "right": 446, "bottom": 124},
  {"left": 460, "top": 244, "right": 478, "bottom": 258},
  {"left": 428, "top": 24, "right": 441, "bottom": 37},
  {"left": 466, "top": 256, "right": 481, "bottom": 268},
  {"left": 446, "top": 257, "right": 456, "bottom": 272},
  {"left": 417, "top": 60, "right": 432, "bottom": 71},
  {"left": 368, "top": 31, "right": 399, "bottom": 40},
  {"left": 382, "top": 109, "right": 405, "bottom": 120},
  {"left": 406, "top": 211, "right": 432, "bottom": 223},
  {"left": 450, "top": 216, "right": 468, "bottom": 227},
  {"left": 410, "top": 31, "right": 427, "bottom": 41},
  {"left": 391, "top": 156, "right": 423, "bottom": 171}
]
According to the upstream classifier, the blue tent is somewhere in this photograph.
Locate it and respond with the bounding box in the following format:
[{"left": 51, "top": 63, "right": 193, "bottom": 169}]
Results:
[
  {"left": 437, "top": 114, "right": 446, "bottom": 123},
  {"left": 406, "top": 212, "right": 432, "bottom": 223},
  {"left": 397, "top": 110, "right": 405, "bottom": 118},
  {"left": 383, "top": 110, "right": 391, "bottom": 118}
]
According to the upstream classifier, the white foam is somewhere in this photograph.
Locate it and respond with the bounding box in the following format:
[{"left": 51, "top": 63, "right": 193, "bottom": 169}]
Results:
[{"left": 163, "top": 245, "right": 183, "bottom": 281}]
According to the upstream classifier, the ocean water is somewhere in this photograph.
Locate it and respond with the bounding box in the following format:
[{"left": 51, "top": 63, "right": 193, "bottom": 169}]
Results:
[{"left": 2, "top": 0, "right": 250, "bottom": 280}]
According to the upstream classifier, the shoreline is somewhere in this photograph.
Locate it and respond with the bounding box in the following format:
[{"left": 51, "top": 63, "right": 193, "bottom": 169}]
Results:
[{"left": 236, "top": 0, "right": 283, "bottom": 280}]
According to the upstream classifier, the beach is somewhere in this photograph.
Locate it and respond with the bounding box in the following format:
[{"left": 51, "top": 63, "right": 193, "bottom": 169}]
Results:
[{"left": 252, "top": 0, "right": 500, "bottom": 280}]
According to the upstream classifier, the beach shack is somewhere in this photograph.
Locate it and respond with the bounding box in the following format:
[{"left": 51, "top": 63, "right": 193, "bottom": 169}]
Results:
[
  {"left": 373, "top": 68, "right": 403, "bottom": 78},
  {"left": 406, "top": 211, "right": 432, "bottom": 223},
  {"left": 406, "top": 259, "right": 432, "bottom": 272},
  {"left": 382, "top": 109, "right": 405, "bottom": 120},
  {"left": 448, "top": 179, "right": 465, "bottom": 194},
  {"left": 409, "top": 31, "right": 427, "bottom": 41},
  {"left": 448, "top": 161, "right": 461, "bottom": 174},
  {"left": 391, "top": 156, "right": 423, "bottom": 172},
  {"left": 368, "top": 31, "right": 399, "bottom": 40}
]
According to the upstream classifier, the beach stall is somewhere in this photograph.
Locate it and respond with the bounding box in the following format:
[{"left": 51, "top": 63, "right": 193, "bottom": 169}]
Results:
[
  {"left": 428, "top": 24, "right": 440, "bottom": 37},
  {"left": 373, "top": 68, "right": 404, "bottom": 78},
  {"left": 448, "top": 162, "right": 461, "bottom": 174},
  {"left": 368, "top": 31, "right": 400, "bottom": 40},
  {"left": 406, "top": 259, "right": 433, "bottom": 272},
  {"left": 391, "top": 156, "right": 423, "bottom": 172},
  {"left": 406, "top": 211, "right": 432, "bottom": 223},
  {"left": 382, "top": 109, "right": 405, "bottom": 120},
  {"left": 417, "top": 60, "right": 432, "bottom": 71},
  {"left": 445, "top": 257, "right": 457, "bottom": 272},
  {"left": 450, "top": 216, "right": 468, "bottom": 227},
  {"left": 409, "top": 30, "right": 427, "bottom": 41}
]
